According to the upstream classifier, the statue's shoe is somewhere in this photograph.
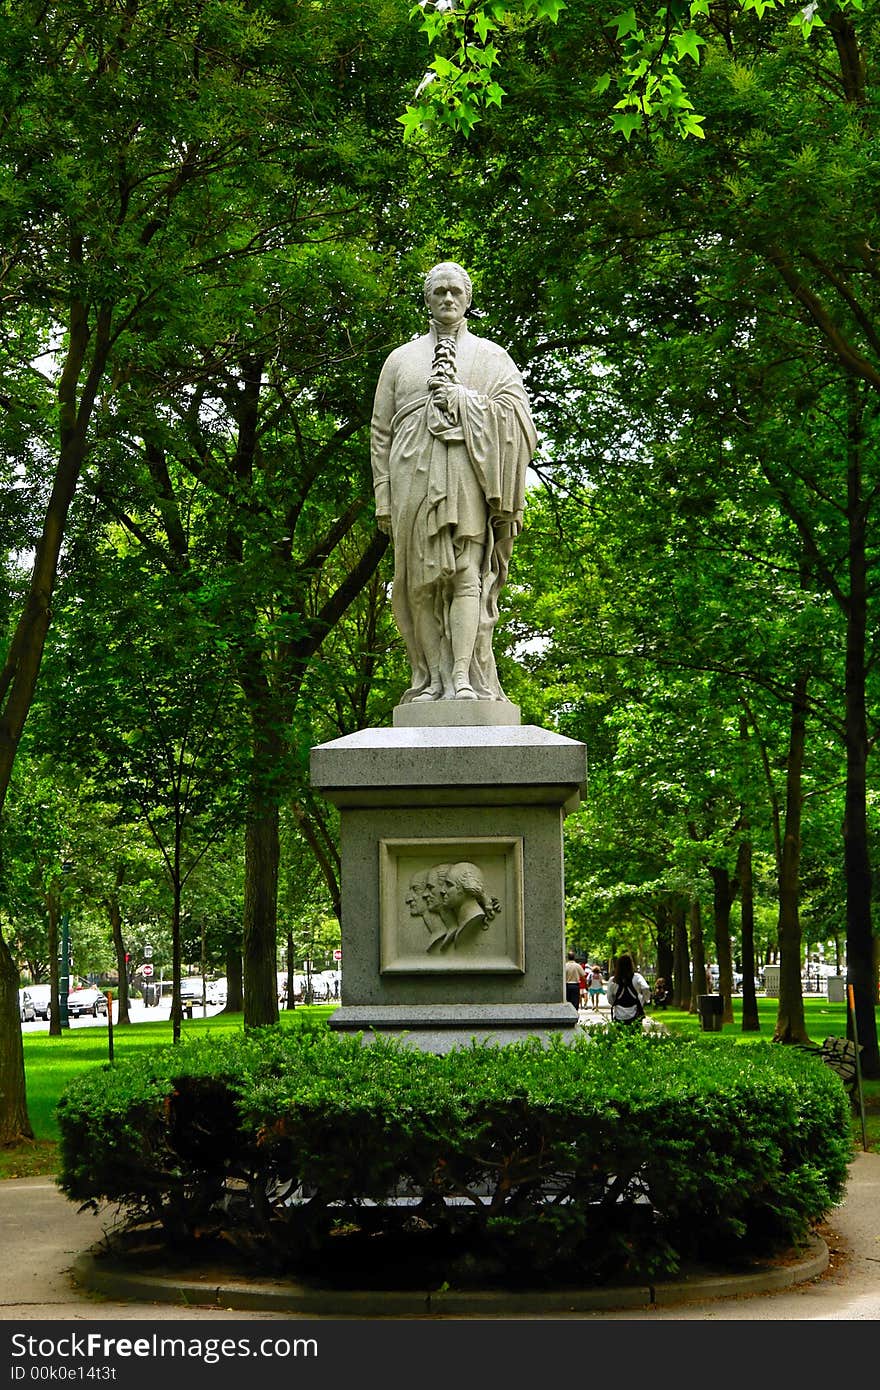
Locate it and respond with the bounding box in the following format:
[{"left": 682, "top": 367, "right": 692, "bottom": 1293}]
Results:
[{"left": 412, "top": 682, "right": 443, "bottom": 702}]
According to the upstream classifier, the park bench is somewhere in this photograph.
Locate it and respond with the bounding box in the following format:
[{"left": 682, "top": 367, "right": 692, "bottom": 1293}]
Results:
[{"left": 801, "top": 1035, "right": 861, "bottom": 1103}]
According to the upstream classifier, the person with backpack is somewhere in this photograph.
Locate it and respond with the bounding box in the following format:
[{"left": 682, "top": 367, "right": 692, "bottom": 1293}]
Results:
[{"left": 606, "top": 953, "right": 651, "bottom": 1026}]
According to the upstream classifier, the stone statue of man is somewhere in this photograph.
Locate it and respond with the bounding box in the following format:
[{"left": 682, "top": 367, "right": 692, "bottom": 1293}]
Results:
[{"left": 371, "top": 262, "right": 537, "bottom": 703}]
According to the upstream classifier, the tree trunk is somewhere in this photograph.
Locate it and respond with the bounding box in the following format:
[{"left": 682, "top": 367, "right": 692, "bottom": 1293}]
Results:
[
  {"left": 773, "top": 672, "right": 811, "bottom": 1045},
  {"left": 842, "top": 407, "right": 878, "bottom": 1073},
  {"left": 222, "top": 943, "right": 244, "bottom": 1014},
  {"left": 169, "top": 825, "right": 183, "bottom": 1044},
  {"left": 0, "top": 930, "right": 33, "bottom": 1143},
  {"left": 243, "top": 800, "right": 280, "bottom": 1029},
  {"left": 0, "top": 299, "right": 112, "bottom": 1141},
  {"left": 47, "top": 894, "right": 62, "bottom": 1039},
  {"left": 737, "top": 837, "right": 761, "bottom": 1032},
  {"left": 672, "top": 899, "right": 691, "bottom": 1010},
  {"left": 285, "top": 927, "right": 296, "bottom": 1010},
  {"left": 655, "top": 902, "right": 674, "bottom": 987},
  {"left": 688, "top": 898, "right": 707, "bottom": 1014},
  {"left": 709, "top": 865, "right": 739, "bottom": 1024},
  {"left": 107, "top": 879, "right": 131, "bottom": 1025},
  {"left": 0, "top": 299, "right": 110, "bottom": 816}
]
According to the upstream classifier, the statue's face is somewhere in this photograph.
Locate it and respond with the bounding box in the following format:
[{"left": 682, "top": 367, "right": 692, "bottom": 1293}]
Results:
[
  {"left": 425, "top": 271, "right": 470, "bottom": 330},
  {"left": 422, "top": 867, "right": 448, "bottom": 911},
  {"left": 405, "top": 878, "right": 426, "bottom": 916},
  {"left": 439, "top": 875, "right": 466, "bottom": 913}
]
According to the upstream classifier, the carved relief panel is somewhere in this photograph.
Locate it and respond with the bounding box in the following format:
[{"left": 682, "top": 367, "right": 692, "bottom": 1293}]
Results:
[{"left": 379, "top": 837, "right": 524, "bottom": 974}]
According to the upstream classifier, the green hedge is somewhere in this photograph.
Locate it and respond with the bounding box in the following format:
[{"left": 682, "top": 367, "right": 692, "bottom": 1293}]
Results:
[{"left": 56, "top": 1024, "right": 853, "bottom": 1287}]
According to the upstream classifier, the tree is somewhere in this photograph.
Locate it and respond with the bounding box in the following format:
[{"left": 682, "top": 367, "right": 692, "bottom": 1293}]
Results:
[
  {"left": 416, "top": 1, "right": 880, "bottom": 1070},
  {"left": 402, "top": 0, "right": 863, "bottom": 140},
  {"left": 0, "top": 0, "right": 427, "bottom": 1133}
]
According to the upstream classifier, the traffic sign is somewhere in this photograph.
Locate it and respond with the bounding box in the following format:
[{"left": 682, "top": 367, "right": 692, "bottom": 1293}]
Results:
[
  {"left": 143, "top": 944, "right": 153, "bottom": 959},
  {"left": 141, "top": 963, "right": 154, "bottom": 977},
  {"left": 333, "top": 949, "right": 342, "bottom": 961}
]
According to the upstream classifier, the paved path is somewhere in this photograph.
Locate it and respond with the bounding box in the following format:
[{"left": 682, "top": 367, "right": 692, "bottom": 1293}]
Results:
[{"left": 1, "top": 1149, "right": 877, "bottom": 1323}]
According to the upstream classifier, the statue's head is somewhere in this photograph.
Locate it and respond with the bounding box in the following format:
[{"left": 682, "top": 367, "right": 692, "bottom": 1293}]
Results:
[
  {"left": 405, "top": 872, "right": 427, "bottom": 916},
  {"left": 440, "top": 861, "right": 485, "bottom": 911},
  {"left": 422, "top": 863, "right": 452, "bottom": 912},
  {"left": 419, "top": 262, "right": 469, "bottom": 325}
]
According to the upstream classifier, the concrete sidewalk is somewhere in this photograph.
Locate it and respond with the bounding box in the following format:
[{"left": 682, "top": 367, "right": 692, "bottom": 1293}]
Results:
[{"left": 1, "top": 1151, "right": 877, "bottom": 1322}]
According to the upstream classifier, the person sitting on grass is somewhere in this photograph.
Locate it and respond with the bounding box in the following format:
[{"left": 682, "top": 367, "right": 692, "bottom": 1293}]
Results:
[{"left": 652, "top": 977, "right": 671, "bottom": 1009}]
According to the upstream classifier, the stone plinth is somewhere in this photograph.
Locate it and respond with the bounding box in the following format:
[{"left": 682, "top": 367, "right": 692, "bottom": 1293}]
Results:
[
  {"left": 393, "top": 700, "right": 521, "bottom": 728},
  {"left": 310, "top": 724, "right": 587, "bottom": 1044}
]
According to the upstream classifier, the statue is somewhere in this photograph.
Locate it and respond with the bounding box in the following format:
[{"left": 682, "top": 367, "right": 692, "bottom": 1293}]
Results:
[{"left": 371, "top": 262, "right": 537, "bottom": 703}]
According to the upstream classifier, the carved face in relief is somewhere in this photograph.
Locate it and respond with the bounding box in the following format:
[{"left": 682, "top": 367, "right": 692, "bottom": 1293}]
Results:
[
  {"left": 422, "top": 864, "right": 452, "bottom": 915},
  {"left": 439, "top": 863, "right": 494, "bottom": 934},
  {"left": 405, "top": 873, "right": 427, "bottom": 917}
]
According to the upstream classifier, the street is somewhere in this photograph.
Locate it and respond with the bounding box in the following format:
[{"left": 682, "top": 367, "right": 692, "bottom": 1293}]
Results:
[{"left": 20, "top": 995, "right": 227, "bottom": 1031}]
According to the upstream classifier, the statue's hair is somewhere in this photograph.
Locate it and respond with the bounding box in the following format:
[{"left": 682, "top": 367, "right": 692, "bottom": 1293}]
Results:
[
  {"left": 424, "top": 262, "right": 473, "bottom": 302},
  {"left": 445, "top": 862, "right": 499, "bottom": 922}
]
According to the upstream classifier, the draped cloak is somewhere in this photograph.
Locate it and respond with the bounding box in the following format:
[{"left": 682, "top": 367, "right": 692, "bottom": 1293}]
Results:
[{"left": 371, "top": 323, "right": 537, "bottom": 703}]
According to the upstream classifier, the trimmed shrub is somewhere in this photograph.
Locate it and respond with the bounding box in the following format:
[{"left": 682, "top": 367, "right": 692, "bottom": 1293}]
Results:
[{"left": 56, "top": 1023, "right": 852, "bottom": 1286}]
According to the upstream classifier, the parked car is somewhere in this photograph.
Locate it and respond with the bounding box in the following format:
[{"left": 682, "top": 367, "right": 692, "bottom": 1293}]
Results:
[
  {"left": 26, "top": 984, "right": 52, "bottom": 1020},
  {"left": 66, "top": 986, "right": 109, "bottom": 1018},
  {"left": 206, "top": 978, "right": 227, "bottom": 1006},
  {"left": 18, "top": 989, "right": 35, "bottom": 1023},
  {"left": 180, "top": 977, "right": 215, "bottom": 1009}
]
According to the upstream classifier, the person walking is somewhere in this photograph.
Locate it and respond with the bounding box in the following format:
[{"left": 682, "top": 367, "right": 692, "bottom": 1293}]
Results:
[
  {"left": 587, "top": 963, "right": 605, "bottom": 1010},
  {"left": 605, "top": 953, "right": 651, "bottom": 1026},
  {"left": 564, "top": 950, "right": 587, "bottom": 1013}
]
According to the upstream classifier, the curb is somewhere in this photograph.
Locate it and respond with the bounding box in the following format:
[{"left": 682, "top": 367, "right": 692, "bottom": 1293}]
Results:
[{"left": 72, "top": 1234, "right": 829, "bottom": 1317}]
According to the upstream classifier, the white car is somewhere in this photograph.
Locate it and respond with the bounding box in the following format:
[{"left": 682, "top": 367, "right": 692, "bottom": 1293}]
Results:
[
  {"left": 26, "top": 984, "right": 53, "bottom": 1020},
  {"left": 206, "top": 978, "right": 227, "bottom": 1006},
  {"left": 19, "top": 989, "right": 35, "bottom": 1023}
]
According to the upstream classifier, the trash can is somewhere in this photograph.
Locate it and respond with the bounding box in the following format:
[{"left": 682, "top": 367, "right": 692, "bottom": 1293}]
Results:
[{"left": 697, "top": 994, "right": 724, "bottom": 1032}]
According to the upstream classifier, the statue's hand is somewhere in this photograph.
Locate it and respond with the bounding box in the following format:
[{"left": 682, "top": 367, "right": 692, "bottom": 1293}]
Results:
[
  {"left": 376, "top": 514, "right": 392, "bottom": 537},
  {"left": 492, "top": 518, "right": 520, "bottom": 542},
  {"left": 427, "top": 377, "right": 458, "bottom": 415}
]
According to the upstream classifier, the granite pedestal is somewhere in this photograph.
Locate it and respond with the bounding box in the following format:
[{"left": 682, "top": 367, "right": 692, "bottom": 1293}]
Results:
[{"left": 310, "top": 722, "right": 587, "bottom": 1050}]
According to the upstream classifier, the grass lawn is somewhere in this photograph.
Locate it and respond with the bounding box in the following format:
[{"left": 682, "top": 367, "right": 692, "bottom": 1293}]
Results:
[
  {"left": 2, "top": 996, "right": 877, "bottom": 1179},
  {"left": 1, "top": 1004, "right": 335, "bottom": 1179}
]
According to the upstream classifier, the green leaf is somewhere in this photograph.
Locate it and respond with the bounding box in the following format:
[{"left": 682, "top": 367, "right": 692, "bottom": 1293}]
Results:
[
  {"left": 611, "top": 8, "right": 639, "bottom": 38},
  {"left": 533, "top": 0, "right": 567, "bottom": 20},
  {"left": 474, "top": 12, "right": 497, "bottom": 42},
  {"left": 432, "top": 54, "right": 462, "bottom": 80},
  {"left": 398, "top": 105, "right": 431, "bottom": 141},
  {"left": 673, "top": 29, "right": 706, "bottom": 63},
  {"left": 611, "top": 110, "right": 643, "bottom": 141}
]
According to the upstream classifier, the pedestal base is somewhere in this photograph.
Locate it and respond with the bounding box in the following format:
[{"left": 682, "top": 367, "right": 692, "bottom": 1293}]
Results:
[
  {"left": 329, "top": 1002, "right": 581, "bottom": 1053},
  {"left": 310, "top": 724, "right": 587, "bottom": 1048},
  {"left": 393, "top": 700, "right": 520, "bottom": 728}
]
